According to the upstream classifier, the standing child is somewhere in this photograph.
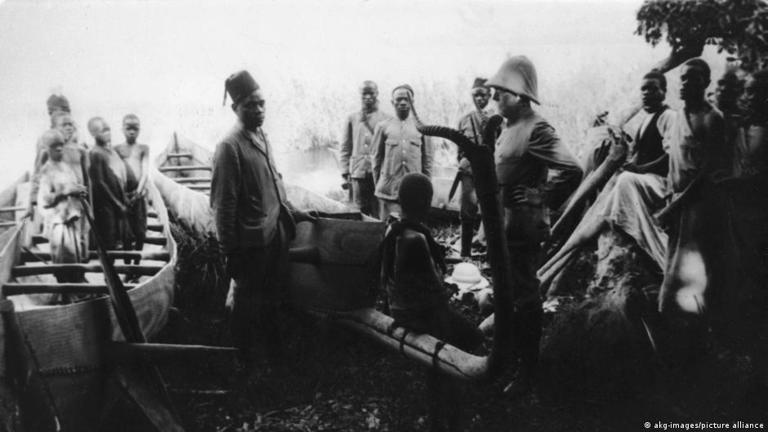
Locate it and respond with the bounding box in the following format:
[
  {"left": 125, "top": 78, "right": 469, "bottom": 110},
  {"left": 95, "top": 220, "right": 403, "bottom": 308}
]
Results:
[
  {"left": 115, "top": 114, "right": 150, "bottom": 256},
  {"left": 380, "top": 173, "right": 482, "bottom": 432},
  {"left": 87, "top": 117, "right": 128, "bottom": 250}
]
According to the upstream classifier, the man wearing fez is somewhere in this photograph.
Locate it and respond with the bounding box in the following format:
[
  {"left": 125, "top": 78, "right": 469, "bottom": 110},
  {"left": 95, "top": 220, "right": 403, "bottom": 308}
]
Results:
[
  {"left": 211, "top": 70, "right": 316, "bottom": 367},
  {"left": 487, "top": 55, "right": 583, "bottom": 394},
  {"left": 340, "top": 81, "right": 391, "bottom": 217},
  {"left": 372, "top": 84, "right": 433, "bottom": 221},
  {"left": 456, "top": 77, "right": 493, "bottom": 257}
]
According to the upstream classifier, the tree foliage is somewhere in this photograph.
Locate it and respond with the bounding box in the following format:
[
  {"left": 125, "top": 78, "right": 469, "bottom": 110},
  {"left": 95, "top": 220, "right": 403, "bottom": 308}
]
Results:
[{"left": 636, "top": 0, "right": 768, "bottom": 71}]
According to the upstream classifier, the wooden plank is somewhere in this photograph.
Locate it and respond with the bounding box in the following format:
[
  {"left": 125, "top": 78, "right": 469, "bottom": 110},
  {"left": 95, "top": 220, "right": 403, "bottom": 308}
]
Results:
[
  {"left": 174, "top": 177, "right": 211, "bottom": 184},
  {"left": 12, "top": 264, "right": 163, "bottom": 277},
  {"left": 20, "top": 250, "right": 170, "bottom": 262},
  {"left": 114, "top": 368, "right": 185, "bottom": 432},
  {"left": 143, "top": 237, "right": 167, "bottom": 246},
  {"left": 158, "top": 165, "right": 210, "bottom": 173},
  {"left": 107, "top": 342, "right": 237, "bottom": 364},
  {"left": 3, "top": 283, "right": 138, "bottom": 296},
  {"left": 165, "top": 152, "right": 193, "bottom": 159},
  {"left": 0, "top": 206, "right": 25, "bottom": 213}
]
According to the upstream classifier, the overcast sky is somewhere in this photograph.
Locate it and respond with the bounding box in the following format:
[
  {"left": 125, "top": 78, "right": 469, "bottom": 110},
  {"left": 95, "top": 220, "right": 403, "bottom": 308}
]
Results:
[{"left": 0, "top": 0, "right": 675, "bottom": 186}]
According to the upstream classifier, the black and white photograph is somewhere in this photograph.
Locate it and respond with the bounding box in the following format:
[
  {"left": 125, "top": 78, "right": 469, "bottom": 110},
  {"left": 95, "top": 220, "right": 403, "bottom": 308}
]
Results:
[{"left": 0, "top": 0, "right": 766, "bottom": 430}]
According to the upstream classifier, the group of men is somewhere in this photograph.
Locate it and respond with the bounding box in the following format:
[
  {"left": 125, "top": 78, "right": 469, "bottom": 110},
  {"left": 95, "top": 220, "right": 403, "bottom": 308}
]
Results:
[
  {"left": 210, "top": 53, "right": 766, "bottom": 430},
  {"left": 30, "top": 95, "right": 151, "bottom": 285},
  {"left": 212, "top": 57, "right": 584, "bottom": 430}
]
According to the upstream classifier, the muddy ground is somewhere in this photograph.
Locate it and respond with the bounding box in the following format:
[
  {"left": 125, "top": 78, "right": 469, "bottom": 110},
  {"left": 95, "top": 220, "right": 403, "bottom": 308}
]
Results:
[{"left": 108, "top": 218, "right": 768, "bottom": 431}]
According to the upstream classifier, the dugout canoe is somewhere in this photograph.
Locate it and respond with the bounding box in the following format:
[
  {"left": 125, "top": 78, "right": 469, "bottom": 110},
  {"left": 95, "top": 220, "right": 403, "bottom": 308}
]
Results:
[
  {"left": 0, "top": 172, "right": 177, "bottom": 430},
  {"left": 154, "top": 132, "right": 459, "bottom": 223},
  {"left": 154, "top": 133, "right": 503, "bottom": 382},
  {"left": 153, "top": 132, "right": 352, "bottom": 234}
]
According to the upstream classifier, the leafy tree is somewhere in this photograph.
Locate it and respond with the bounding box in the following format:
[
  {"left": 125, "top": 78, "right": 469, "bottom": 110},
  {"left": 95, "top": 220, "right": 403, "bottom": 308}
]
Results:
[{"left": 636, "top": 0, "right": 768, "bottom": 72}]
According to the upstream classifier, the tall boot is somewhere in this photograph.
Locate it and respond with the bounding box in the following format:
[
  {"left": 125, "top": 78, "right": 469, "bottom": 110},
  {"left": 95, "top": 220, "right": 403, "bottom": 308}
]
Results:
[{"left": 460, "top": 221, "right": 474, "bottom": 257}]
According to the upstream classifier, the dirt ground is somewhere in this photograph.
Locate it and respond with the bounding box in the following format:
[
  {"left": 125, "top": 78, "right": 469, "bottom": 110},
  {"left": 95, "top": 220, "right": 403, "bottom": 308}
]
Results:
[{"left": 129, "top": 218, "right": 767, "bottom": 432}]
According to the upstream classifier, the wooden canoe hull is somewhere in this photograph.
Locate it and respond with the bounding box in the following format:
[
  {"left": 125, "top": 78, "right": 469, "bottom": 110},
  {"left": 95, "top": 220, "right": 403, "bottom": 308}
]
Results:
[
  {"left": 155, "top": 134, "right": 387, "bottom": 313},
  {"left": 0, "top": 174, "right": 177, "bottom": 430}
]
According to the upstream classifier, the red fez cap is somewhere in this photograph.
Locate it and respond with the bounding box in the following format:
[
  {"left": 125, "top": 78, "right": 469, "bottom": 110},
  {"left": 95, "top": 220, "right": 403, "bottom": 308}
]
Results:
[
  {"left": 224, "top": 70, "right": 260, "bottom": 106},
  {"left": 46, "top": 94, "right": 70, "bottom": 114}
]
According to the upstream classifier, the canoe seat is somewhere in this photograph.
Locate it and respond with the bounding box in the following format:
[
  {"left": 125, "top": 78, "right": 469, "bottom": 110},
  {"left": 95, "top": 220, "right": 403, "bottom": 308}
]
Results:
[
  {"left": 2, "top": 283, "right": 138, "bottom": 296},
  {"left": 159, "top": 165, "right": 211, "bottom": 173},
  {"left": 165, "top": 152, "right": 193, "bottom": 159},
  {"left": 144, "top": 236, "right": 167, "bottom": 246},
  {"left": 12, "top": 263, "right": 164, "bottom": 277},
  {"left": 20, "top": 250, "right": 170, "bottom": 263},
  {"left": 0, "top": 206, "right": 25, "bottom": 213},
  {"left": 147, "top": 223, "right": 163, "bottom": 232},
  {"left": 175, "top": 177, "right": 211, "bottom": 184}
]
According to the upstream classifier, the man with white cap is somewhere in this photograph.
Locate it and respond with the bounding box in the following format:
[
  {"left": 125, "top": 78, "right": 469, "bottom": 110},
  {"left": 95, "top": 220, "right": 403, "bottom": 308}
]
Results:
[
  {"left": 340, "top": 81, "right": 391, "bottom": 217},
  {"left": 372, "top": 84, "right": 434, "bottom": 221},
  {"left": 456, "top": 78, "right": 494, "bottom": 257},
  {"left": 211, "top": 70, "right": 317, "bottom": 369},
  {"left": 486, "top": 55, "right": 583, "bottom": 393}
]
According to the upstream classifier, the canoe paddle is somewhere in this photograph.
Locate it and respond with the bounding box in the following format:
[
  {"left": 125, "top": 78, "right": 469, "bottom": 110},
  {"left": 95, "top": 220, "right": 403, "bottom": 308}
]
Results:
[{"left": 78, "top": 197, "right": 183, "bottom": 431}]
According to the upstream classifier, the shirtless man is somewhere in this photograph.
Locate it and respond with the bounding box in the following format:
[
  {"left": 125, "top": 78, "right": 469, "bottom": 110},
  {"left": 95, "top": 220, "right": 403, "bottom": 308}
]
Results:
[
  {"left": 37, "top": 130, "right": 88, "bottom": 286},
  {"left": 380, "top": 173, "right": 481, "bottom": 432},
  {"left": 87, "top": 117, "right": 128, "bottom": 250},
  {"left": 115, "top": 114, "right": 149, "bottom": 254},
  {"left": 656, "top": 59, "right": 729, "bottom": 368}
]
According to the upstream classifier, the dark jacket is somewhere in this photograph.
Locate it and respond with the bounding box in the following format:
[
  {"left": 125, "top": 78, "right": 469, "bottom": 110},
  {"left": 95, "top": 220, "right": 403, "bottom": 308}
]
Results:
[{"left": 211, "top": 124, "right": 294, "bottom": 254}]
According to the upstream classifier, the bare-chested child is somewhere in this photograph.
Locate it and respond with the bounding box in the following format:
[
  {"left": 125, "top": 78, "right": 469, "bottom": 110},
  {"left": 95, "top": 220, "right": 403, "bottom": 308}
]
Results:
[
  {"left": 114, "top": 114, "right": 149, "bottom": 255},
  {"left": 36, "top": 130, "right": 88, "bottom": 286},
  {"left": 380, "top": 173, "right": 482, "bottom": 432},
  {"left": 87, "top": 117, "right": 128, "bottom": 250}
]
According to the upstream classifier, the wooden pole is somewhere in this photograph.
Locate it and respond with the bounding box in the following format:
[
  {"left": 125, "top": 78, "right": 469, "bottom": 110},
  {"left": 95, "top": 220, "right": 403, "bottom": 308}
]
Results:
[{"left": 78, "top": 198, "right": 184, "bottom": 432}]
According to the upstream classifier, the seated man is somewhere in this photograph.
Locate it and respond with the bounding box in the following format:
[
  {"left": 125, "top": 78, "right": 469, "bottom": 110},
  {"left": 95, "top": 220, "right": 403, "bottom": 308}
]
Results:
[
  {"left": 380, "top": 173, "right": 482, "bottom": 432},
  {"left": 539, "top": 70, "right": 675, "bottom": 294},
  {"left": 36, "top": 130, "right": 88, "bottom": 286}
]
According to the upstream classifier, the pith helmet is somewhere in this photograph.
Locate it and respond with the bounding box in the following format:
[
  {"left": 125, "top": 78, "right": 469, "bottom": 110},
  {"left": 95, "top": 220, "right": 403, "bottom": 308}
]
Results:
[{"left": 487, "top": 55, "right": 540, "bottom": 105}]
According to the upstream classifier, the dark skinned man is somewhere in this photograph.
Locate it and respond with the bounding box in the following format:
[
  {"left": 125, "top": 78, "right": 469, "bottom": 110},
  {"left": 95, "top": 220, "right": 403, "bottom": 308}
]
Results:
[
  {"left": 539, "top": 70, "right": 675, "bottom": 292},
  {"left": 486, "top": 55, "right": 583, "bottom": 394},
  {"left": 456, "top": 78, "right": 493, "bottom": 257},
  {"left": 372, "top": 85, "right": 433, "bottom": 221},
  {"left": 88, "top": 117, "right": 129, "bottom": 251},
  {"left": 340, "top": 81, "right": 391, "bottom": 217},
  {"left": 720, "top": 69, "right": 768, "bottom": 405},
  {"left": 211, "top": 70, "right": 316, "bottom": 368},
  {"left": 656, "top": 58, "right": 730, "bottom": 368},
  {"left": 380, "top": 173, "right": 481, "bottom": 432},
  {"left": 115, "top": 114, "right": 150, "bottom": 261}
]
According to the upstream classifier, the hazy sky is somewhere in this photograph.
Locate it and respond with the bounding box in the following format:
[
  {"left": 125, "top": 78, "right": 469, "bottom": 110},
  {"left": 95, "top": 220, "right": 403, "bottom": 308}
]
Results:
[{"left": 0, "top": 0, "right": 677, "bottom": 187}]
